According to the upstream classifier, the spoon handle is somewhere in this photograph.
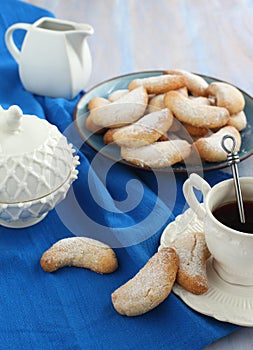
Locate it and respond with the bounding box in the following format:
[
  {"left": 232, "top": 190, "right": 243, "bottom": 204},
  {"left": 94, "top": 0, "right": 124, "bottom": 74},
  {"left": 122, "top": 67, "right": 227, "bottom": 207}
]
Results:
[
  {"left": 231, "top": 161, "right": 246, "bottom": 223},
  {"left": 221, "top": 134, "right": 245, "bottom": 224}
]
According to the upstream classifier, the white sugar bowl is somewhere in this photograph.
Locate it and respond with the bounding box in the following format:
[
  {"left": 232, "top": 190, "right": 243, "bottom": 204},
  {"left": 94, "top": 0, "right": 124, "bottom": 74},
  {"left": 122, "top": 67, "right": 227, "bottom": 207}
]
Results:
[{"left": 0, "top": 105, "right": 79, "bottom": 228}]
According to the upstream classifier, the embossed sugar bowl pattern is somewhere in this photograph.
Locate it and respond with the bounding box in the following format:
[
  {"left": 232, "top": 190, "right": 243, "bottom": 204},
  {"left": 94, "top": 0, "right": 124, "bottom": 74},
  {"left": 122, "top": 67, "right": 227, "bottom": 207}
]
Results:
[{"left": 0, "top": 105, "right": 79, "bottom": 228}]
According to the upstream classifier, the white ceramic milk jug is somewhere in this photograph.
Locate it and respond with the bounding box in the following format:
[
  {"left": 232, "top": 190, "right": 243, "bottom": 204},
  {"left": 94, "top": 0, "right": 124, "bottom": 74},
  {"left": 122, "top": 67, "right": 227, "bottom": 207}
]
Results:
[{"left": 5, "top": 17, "right": 94, "bottom": 99}]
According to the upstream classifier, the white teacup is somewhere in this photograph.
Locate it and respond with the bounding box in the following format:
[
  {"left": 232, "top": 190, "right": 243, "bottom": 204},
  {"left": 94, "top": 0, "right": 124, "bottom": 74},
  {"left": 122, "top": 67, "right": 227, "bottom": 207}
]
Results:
[{"left": 183, "top": 173, "right": 253, "bottom": 286}]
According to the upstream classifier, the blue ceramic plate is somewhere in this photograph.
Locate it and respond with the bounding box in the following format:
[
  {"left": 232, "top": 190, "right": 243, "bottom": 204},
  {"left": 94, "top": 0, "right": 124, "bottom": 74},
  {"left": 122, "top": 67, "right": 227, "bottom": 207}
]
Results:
[{"left": 74, "top": 71, "right": 253, "bottom": 172}]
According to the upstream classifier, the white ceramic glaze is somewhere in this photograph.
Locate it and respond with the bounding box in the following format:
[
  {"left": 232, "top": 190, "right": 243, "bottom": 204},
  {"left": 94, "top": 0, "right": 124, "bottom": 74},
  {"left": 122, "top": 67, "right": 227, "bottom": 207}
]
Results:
[
  {"left": 0, "top": 105, "right": 79, "bottom": 228},
  {"left": 5, "top": 17, "right": 94, "bottom": 99},
  {"left": 159, "top": 207, "right": 253, "bottom": 326},
  {"left": 183, "top": 173, "right": 253, "bottom": 286}
]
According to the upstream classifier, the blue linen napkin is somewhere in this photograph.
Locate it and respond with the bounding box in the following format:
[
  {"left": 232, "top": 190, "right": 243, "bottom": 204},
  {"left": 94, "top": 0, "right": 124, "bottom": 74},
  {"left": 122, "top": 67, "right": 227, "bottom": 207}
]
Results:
[{"left": 0, "top": 1, "right": 238, "bottom": 349}]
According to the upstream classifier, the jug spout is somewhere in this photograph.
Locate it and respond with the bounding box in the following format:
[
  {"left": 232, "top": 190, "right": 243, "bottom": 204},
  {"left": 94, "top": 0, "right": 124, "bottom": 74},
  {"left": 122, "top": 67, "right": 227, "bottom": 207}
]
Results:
[
  {"left": 65, "top": 23, "right": 94, "bottom": 97},
  {"left": 66, "top": 23, "right": 94, "bottom": 62},
  {"left": 74, "top": 23, "right": 94, "bottom": 36},
  {"left": 66, "top": 23, "right": 94, "bottom": 63}
]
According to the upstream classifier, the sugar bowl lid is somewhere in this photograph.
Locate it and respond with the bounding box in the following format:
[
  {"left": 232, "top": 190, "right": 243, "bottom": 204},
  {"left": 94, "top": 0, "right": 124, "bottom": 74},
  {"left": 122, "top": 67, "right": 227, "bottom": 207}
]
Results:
[{"left": 0, "top": 105, "right": 79, "bottom": 203}]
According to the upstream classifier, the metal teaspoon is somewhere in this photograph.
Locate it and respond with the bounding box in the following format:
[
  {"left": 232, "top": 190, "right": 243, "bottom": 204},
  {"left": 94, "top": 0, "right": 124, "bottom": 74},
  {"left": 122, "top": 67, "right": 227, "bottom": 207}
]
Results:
[{"left": 221, "top": 134, "right": 245, "bottom": 224}]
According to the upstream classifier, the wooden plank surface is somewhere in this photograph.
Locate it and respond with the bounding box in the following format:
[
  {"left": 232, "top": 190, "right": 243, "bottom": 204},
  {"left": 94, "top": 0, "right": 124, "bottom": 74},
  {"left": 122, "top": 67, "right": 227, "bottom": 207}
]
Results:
[{"left": 21, "top": 1, "right": 253, "bottom": 349}]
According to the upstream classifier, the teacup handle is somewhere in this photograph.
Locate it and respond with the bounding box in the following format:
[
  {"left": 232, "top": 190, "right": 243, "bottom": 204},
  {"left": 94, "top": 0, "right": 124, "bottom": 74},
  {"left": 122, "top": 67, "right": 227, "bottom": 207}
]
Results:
[
  {"left": 5, "top": 23, "right": 31, "bottom": 64},
  {"left": 183, "top": 173, "right": 211, "bottom": 220}
]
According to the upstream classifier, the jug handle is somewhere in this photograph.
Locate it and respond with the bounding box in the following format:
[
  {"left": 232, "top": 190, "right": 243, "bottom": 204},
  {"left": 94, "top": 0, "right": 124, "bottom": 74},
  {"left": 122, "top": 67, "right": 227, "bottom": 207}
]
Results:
[{"left": 5, "top": 23, "right": 31, "bottom": 64}]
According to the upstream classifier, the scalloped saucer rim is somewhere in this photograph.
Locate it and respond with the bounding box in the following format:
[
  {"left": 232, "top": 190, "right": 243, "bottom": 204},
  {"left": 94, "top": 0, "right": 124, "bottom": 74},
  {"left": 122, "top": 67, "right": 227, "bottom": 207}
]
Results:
[{"left": 159, "top": 207, "right": 253, "bottom": 326}]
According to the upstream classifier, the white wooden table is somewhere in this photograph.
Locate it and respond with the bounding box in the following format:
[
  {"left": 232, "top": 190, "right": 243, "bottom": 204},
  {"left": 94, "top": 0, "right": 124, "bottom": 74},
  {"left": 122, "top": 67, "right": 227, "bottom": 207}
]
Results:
[{"left": 22, "top": 1, "right": 253, "bottom": 348}]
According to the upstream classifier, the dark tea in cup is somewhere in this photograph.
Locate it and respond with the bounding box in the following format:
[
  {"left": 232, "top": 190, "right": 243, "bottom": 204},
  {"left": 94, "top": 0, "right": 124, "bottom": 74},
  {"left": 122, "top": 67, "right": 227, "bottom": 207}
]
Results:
[{"left": 212, "top": 201, "right": 253, "bottom": 234}]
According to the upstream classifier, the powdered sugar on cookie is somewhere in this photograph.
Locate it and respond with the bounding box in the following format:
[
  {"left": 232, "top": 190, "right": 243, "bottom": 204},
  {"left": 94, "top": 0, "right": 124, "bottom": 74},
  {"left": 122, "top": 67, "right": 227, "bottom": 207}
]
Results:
[
  {"left": 85, "top": 70, "right": 247, "bottom": 168},
  {"left": 171, "top": 231, "right": 210, "bottom": 295},
  {"left": 111, "top": 248, "right": 178, "bottom": 316}
]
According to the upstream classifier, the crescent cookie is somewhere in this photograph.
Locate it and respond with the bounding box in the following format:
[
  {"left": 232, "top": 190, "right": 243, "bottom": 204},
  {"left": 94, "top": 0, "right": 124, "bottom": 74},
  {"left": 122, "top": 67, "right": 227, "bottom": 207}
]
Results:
[
  {"left": 121, "top": 139, "right": 192, "bottom": 168},
  {"left": 87, "top": 96, "right": 110, "bottom": 110},
  {"left": 188, "top": 96, "right": 211, "bottom": 105},
  {"left": 86, "top": 96, "right": 110, "bottom": 133},
  {"left": 147, "top": 90, "right": 187, "bottom": 114},
  {"left": 182, "top": 123, "right": 209, "bottom": 137},
  {"left": 112, "top": 108, "right": 173, "bottom": 148},
  {"left": 147, "top": 93, "right": 165, "bottom": 113},
  {"left": 85, "top": 116, "right": 105, "bottom": 134},
  {"left": 111, "top": 248, "right": 178, "bottom": 316},
  {"left": 165, "top": 69, "right": 209, "bottom": 96},
  {"left": 171, "top": 231, "right": 210, "bottom": 295},
  {"left": 40, "top": 237, "right": 118, "bottom": 274},
  {"left": 89, "top": 86, "right": 148, "bottom": 128},
  {"left": 227, "top": 110, "right": 247, "bottom": 131},
  {"left": 194, "top": 125, "right": 241, "bottom": 162},
  {"left": 164, "top": 91, "right": 230, "bottom": 128},
  {"left": 108, "top": 89, "right": 129, "bottom": 102},
  {"left": 128, "top": 74, "right": 186, "bottom": 94},
  {"left": 207, "top": 82, "right": 245, "bottom": 115},
  {"left": 103, "top": 127, "right": 120, "bottom": 144}
]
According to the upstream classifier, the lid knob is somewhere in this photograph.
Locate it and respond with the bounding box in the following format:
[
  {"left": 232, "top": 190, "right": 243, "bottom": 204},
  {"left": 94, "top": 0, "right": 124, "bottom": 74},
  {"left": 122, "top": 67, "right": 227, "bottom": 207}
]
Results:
[{"left": 2, "top": 105, "right": 22, "bottom": 134}]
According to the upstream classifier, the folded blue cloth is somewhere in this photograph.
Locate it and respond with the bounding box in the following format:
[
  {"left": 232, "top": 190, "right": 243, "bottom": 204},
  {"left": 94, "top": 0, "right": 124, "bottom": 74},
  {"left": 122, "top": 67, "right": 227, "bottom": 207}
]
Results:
[{"left": 0, "top": 1, "right": 238, "bottom": 349}]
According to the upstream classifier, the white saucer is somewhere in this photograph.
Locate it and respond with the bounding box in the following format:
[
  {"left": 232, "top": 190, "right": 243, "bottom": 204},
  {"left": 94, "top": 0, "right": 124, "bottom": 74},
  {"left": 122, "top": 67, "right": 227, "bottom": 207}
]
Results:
[{"left": 159, "top": 207, "right": 253, "bottom": 326}]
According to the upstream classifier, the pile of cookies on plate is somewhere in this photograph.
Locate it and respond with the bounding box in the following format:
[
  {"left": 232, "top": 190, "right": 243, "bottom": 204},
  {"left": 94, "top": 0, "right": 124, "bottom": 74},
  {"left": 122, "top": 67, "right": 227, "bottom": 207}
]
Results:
[{"left": 86, "top": 69, "right": 247, "bottom": 168}]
